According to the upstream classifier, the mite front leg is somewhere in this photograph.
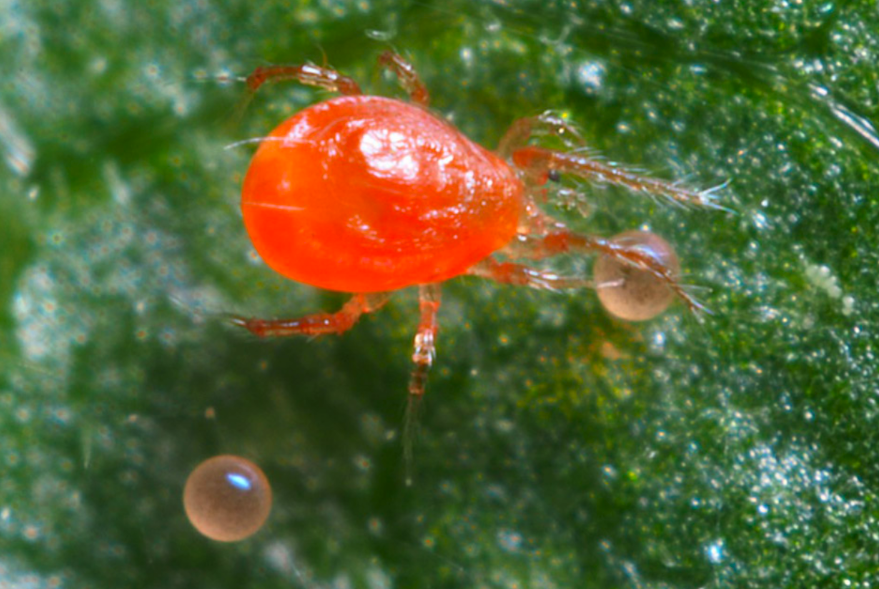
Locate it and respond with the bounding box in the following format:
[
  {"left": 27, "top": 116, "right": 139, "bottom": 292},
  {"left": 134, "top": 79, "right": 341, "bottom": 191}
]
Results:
[
  {"left": 244, "top": 63, "right": 362, "bottom": 97},
  {"left": 466, "top": 257, "right": 600, "bottom": 291},
  {"left": 512, "top": 145, "right": 728, "bottom": 211},
  {"left": 230, "top": 292, "right": 391, "bottom": 337},
  {"left": 377, "top": 51, "right": 430, "bottom": 107},
  {"left": 498, "top": 112, "right": 586, "bottom": 159},
  {"left": 510, "top": 230, "right": 706, "bottom": 314}
]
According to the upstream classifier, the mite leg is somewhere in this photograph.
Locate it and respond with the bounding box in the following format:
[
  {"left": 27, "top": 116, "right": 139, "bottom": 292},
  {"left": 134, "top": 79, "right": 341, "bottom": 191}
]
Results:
[
  {"left": 377, "top": 51, "right": 430, "bottom": 107},
  {"left": 498, "top": 112, "right": 586, "bottom": 159},
  {"left": 498, "top": 114, "right": 591, "bottom": 233},
  {"left": 243, "top": 63, "right": 362, "bottom": 98},
  {"left": 506, "top": 230, "right": 706, "bottom": 314},
  {"left": 233, "top": 62, "right": 362, "bottom": 122},
  {"left": 245, "top": 63, "right": 362, "bottom": 95},
  {"left": 408, "top": 284, "right": 442, "bottom": 397},
  {"left": 466, "top": 257, "right": 601, "bottom": 291},
  {"left": 404, "top": 283, "right": 441, "bottom": 483},
  {"left": 512, "top": 145, "right": 728, "bottom": 211},
  {"left": 230, "top": 292, "right": 391, "bottom": 337}
]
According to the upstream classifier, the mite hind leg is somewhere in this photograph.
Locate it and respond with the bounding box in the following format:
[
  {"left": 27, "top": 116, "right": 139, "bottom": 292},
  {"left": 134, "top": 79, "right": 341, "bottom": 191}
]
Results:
[
  {"left": 377, "top": 51, "right": 430, "bottom": 107},
  {"left": 408, "top": 284, "right": 442, "bottom": 398},
  {"left": 230, "top": 292, "right": 391, "bottom": 337},
  {"left": 404, "top": 283, "right": 441, "bottom": 482}
]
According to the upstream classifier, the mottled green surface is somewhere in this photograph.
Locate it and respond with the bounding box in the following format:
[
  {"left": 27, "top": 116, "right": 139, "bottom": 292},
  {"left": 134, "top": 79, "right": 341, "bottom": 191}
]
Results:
[{"left": 1, "top": 1, "right": 878, "bottom": 587}]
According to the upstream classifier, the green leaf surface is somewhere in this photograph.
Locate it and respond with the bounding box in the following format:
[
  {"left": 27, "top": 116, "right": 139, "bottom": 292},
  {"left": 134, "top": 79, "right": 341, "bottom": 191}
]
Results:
[{"left": 2, "top": 1, "right": 877, "bottom": 587}]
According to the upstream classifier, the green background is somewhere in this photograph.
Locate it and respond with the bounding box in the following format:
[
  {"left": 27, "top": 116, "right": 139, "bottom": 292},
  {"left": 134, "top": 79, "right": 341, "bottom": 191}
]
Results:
[{"left": 1, "top": 1, "right": 877, "bottom": 587}]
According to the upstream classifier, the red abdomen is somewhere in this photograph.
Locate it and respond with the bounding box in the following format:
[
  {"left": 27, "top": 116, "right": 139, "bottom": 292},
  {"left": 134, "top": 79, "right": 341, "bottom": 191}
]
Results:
[{"left": 241, "top": 96, "right": 523, "bottom": 292}]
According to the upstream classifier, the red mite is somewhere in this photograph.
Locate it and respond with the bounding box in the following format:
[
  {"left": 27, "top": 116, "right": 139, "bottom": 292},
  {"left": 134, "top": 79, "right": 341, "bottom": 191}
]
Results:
[{"left": 232, "top": 52, "right": 718, "bottom": 440}]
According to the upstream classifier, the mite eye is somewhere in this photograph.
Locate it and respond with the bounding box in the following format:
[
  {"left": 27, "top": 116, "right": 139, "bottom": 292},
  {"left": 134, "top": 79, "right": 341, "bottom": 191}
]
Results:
[
  {"left": 183, "top": 455, "right": 272, "bottom": 542},
  {"left": 547, "top": 169, "right": 562, "bottom": 183},
  {"left": 593, "top": 230, "right": 680, "bottom": 321}
]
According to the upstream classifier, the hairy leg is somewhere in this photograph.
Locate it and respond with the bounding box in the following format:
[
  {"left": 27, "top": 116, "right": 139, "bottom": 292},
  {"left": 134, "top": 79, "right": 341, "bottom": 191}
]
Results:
[
  {"left": 244, "top": 63, "right": 362, "bottom": 96},
  {"left": 512, "top": 145, "right": 728, "bottom": 210},
  {"left": 503, "top": 229, "right": 705, "bottom": 314},
  {"left": 498, "top": 111, "right": 585, "bottom": 159},
  {"left": 378, "top": 51, "right": 430, "bottom": 107},
  {"left": 230, "top": 292, "right": 391, "bottom": 337},
  {"left": 404, "top": 283, "right": 441, "bottom": 484},
  {"left": 233, "top": 62, "right": 362, "bottom": 122},
  {"left": 466, "top": 257, "right": 601, "bottom": 291},
  {"left": 408, "top": 284, "right": 442, "bottom": 396}
]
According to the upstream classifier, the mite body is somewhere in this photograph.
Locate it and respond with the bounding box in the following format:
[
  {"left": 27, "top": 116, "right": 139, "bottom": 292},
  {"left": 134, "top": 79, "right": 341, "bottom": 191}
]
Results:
[{"left": 242, "top": 95, "right": 521, "bottom": 293}]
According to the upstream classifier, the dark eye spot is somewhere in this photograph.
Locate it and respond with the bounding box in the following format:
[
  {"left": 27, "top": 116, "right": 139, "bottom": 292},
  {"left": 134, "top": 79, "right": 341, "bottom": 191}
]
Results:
[
  {"left": 183, "top": 455, "right": 272, "bottom": 542},
  {"left": 547, "top": 169, "right": 562, "bottom": 183}
]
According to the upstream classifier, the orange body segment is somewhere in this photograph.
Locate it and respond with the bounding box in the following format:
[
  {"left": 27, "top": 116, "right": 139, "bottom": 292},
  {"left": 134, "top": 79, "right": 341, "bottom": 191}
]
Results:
[{"left": 242, "top": 96, "right": 524, "bottom": 292}]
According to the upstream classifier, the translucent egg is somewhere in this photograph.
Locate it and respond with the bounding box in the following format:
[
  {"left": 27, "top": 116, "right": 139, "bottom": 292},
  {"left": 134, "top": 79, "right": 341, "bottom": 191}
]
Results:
[
  {"left": 594, "top": 230, "right": 680, "bottom": 321},
  {"left": 183, "top": 455, "right": 272, "bottom": 542}
]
